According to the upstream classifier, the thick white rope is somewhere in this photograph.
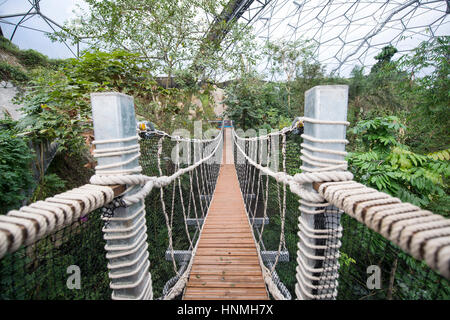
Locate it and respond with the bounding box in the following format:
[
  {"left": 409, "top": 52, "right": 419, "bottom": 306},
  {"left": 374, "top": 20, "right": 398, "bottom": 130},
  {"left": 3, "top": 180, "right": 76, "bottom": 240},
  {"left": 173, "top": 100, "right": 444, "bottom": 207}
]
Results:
[
  {"left": 0, "top": 184, "right": 115, "bottom": 259},
  {"left": 89, "top": 130, "right": 223, "bottom": 206},
  {"left": 233, "top": 129, "right": 353, "bottom": 202},
  {"left": 233, "top": 118, "right": 450, "bottom": 283},
  {"left": 150, "top": 128, "right": 219, "bottom": 143},
  {"left": 90, "top": 127, "right": 223, "bottom": 300}
]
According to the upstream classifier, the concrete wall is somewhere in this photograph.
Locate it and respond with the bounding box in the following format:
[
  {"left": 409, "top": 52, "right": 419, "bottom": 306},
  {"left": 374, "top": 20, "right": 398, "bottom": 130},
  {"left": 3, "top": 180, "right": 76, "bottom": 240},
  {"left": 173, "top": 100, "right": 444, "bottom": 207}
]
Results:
[{"left": 0, "top": 81, "right": 24, "bottom": 120}]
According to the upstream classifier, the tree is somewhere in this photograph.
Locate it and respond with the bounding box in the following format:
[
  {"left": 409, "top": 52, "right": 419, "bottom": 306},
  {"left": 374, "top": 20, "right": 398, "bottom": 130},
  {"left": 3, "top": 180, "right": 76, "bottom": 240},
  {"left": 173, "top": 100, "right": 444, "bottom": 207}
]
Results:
[
  {"left": 264, "top": 39, "right": 318, "bottom": 113},
  {"left": 370, "top": 45, "right": 398, "bottom": 74},
  {"left": 53, "top": 0, "right": 255, "bottom": 86},
  {"left": 397, "top": 36, "right": 450, "bottom": 153}
]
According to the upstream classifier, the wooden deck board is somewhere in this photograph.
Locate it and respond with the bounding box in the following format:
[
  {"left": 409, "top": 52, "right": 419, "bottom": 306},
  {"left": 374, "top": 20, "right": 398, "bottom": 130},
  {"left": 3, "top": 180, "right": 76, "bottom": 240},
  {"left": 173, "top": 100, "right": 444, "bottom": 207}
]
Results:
[{"left": 183, "top": 128, "right": 268, "bottom": 300}]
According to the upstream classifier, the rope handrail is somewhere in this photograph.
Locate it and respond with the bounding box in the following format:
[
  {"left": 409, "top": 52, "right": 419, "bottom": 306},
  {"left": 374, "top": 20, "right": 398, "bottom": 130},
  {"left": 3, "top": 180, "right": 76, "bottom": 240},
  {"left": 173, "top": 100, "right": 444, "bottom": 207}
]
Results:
[
  {"left": 0, "top": 184, "right": 125, "bottom": 259},
  {"left": 90, "top": 127, "right": 224, "bottom": 206},
  {"left": 0, "top": 127, "right": 223, "bottom": 263},
  {"left": 232, "top": 126, "right": 450, "bottom": 280},
  {"left": 90, "top": 124, "right": 224, "bottom": 300},
  {"left": 143, "top": 128, "right": 221, "bottom": 143}
]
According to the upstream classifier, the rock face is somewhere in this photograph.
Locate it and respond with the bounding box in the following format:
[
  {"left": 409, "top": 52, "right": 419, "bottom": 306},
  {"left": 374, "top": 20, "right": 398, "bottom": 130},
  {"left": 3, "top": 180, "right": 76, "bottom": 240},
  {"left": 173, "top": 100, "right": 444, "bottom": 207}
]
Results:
[
  {"left": 211, "top": 86, "right": 226, "bottom": 117},
  {"left": 0, "top": 82, "right": 24, "bottom": 120},
  {"left": 186, "top": 86, "right": 227, "bottom": 120}
]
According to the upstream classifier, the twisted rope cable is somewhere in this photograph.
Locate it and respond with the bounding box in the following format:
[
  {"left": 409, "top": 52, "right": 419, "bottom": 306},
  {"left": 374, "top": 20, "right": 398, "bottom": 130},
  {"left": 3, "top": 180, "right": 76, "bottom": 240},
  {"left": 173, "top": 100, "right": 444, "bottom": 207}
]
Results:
[
  {"left": 234, "top": 118, "right": 450, "bottom": 283},
  {"left": 89, "top": 130, "right": 223, "bottom": 206},
  {"left": 91, "top": 127, "right": 223, "bottom": 300},
  {"left": 317, "top": 181, "right": 450, "bottom": 279},
  {"left": 0, "top": 184, "right": 115, "bottom": 259}
]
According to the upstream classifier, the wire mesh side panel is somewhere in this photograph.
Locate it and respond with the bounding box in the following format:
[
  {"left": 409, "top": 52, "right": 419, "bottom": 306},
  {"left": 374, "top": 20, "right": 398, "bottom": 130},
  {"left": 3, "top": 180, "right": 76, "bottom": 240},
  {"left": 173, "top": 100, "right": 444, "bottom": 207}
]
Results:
[
  {"left": 0, "top": 211, "right": 110, "bottom": 299},
  {"left": 338, "top": 214, "right": 450, "bottom": 300},
  {"left": 234, "top": 132, "right": 303, "bottom": 299},
  {"left": 233, "top": 129, "right": 450, "bottom": 300},
  {"left": 139, "top": 131, "right": 221, "bottom": 299}
]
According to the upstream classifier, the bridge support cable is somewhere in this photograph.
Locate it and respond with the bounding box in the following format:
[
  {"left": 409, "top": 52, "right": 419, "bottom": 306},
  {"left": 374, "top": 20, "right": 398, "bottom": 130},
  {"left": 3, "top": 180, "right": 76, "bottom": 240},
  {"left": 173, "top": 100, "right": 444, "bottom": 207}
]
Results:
[{"left": 232, "top": 85, "right": 450, "bottom": 299}]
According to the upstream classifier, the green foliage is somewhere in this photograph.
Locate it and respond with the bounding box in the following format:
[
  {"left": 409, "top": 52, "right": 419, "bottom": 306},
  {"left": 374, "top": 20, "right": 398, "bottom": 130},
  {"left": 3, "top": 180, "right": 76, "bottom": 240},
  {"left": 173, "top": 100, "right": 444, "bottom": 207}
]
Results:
[
  {"left": 223, "top": 75, "right": 288, "bottom": 130},
  {"left": 31, "top": 173, "right": 66, "bottom": 203},
  {"left": 224, "top": 39, "right": 345, "bottom": 129},
  {"left": 13, "top": 48, "right": 218, "bottom": 153},
  {"left": 0, "top": 61, "right": 29, "bottom": 83},
  {"left": 339, "top": 252, "right": 356, "bottom": 268},
  {"left": 348, "top": 116, "right": 449, "bottom": 217},
  {"left": 17, "top": 49, "right": 49, "bottom": 69},
  {"left": 52, "top": 0, "right": 255, "bottom": 83},
  {"left": 348, "top": 37, "right": 449, "bottom": 153},
  {"left": 397, "top": 36, "right": 450, "bottom": 153},
  {"left": 14, "top": 70, "right": 93, "bottom": 154},
  {"left": 66, "top": 50, "right": 145, "bottom": 91},
  {"left": 370, "top": 45, "right": 398, "bottom": 74},
  {"left": 350, "top": 116, "right": 405, "bottom": 151},
  {"left": 0, "top": 36, "right": 55, "bottom": 70},
  {"left": 428, "top": 148, "right": 450, "bottom": 161},
  {"left": 0, "top": 117, "right": 35, "bottom": 214},
  {"left": 0, "top": 35, "right": 18, "bottom": 52},
  {"left": 264, "top": 38, "right": 329, "bottom": 114},
  {"left": 14, "top": 49, "right": 153, "bottom": 153}
]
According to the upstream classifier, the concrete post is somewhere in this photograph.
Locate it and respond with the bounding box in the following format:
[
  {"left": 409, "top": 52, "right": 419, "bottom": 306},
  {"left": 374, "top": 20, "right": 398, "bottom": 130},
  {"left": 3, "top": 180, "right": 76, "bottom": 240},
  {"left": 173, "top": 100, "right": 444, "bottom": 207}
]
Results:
[
  {"left": 295, "top": 85, "right": 349, "bottom": 300},
  {"left": 91, "top": 92, "right": 152, "bottom": 300}
]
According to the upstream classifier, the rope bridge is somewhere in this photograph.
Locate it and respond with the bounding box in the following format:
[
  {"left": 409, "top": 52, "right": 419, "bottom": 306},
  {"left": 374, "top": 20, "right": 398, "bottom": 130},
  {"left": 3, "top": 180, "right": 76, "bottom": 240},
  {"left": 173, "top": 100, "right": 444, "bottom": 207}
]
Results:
[{"left": 0, "top": 88, "right": 449, "bottom": 300}]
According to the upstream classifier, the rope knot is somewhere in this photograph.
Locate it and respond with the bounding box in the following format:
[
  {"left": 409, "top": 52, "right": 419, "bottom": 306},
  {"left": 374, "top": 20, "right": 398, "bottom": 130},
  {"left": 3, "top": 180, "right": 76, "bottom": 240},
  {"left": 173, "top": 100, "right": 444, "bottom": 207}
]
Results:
[{"left": 154, "top": 176, "right": 171, "bottom": 188}]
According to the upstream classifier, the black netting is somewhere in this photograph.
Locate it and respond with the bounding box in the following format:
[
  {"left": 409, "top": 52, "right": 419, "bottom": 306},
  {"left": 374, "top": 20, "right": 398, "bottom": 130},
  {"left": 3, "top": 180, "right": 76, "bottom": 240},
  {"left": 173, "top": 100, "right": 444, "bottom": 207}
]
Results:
[
  {"left": 233, "top": 129, "right": 450, "bottom": 300},
  {"left": 0, "top": 210, "right": 110, "bottom": 299},
  {"left": 138, "top": 131, "right": 221, "bottom": 298},
  {"left": 338, "top": 214, "right": 450, "bottom": 300}
]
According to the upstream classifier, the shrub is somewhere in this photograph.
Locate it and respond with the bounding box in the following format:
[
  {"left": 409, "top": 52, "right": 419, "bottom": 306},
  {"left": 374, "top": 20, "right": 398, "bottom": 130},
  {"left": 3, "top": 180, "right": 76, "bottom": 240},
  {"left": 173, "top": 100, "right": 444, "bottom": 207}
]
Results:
[
  {"left": 0, "top": 61, "right": 28, "bottom": 82},
  {"left": 0, "top": 118, "right": 35, "bottom": 214},
  {"left": 18, "top": 49, "right": 49, "bottom": 68}
]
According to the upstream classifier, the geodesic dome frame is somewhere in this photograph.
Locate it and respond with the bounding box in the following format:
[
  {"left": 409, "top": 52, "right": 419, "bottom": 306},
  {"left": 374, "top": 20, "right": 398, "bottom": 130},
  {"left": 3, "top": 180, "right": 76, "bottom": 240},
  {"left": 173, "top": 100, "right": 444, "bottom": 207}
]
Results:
[
  {"left": 1, "top": 0, "right": 449, "bottom": 75},
  {"left": 246, "top": 0, "right": 450, "bottom": 75}
]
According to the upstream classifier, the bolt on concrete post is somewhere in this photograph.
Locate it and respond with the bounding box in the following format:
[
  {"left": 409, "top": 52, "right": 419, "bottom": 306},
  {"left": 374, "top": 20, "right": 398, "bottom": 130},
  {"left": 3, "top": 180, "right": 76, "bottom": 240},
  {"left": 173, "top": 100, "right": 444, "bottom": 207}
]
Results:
[
  {"left": 295, "top": 85, "right": 349, "bottom": 300},
  {"left": 91, "top": 92, "right": 152, "bottom": 300}
]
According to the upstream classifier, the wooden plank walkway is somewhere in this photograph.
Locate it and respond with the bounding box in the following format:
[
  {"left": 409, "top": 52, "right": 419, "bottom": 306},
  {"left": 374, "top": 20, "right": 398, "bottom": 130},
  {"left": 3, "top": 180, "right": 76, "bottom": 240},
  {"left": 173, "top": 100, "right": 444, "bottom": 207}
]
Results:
[{"left": 183, "top": 128, "right": 269, "bottom": 300}]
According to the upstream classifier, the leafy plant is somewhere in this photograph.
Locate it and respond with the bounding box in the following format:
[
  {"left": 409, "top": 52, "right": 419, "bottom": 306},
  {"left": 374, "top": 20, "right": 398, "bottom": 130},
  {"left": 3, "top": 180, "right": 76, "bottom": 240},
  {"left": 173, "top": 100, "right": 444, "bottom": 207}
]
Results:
[
  {"left": 0, "top": 61, "right": 29, "bottom": 83},
  {"left": 31, "top": 173, "right": 66, "bottom": 202},
  {"left": 0, "top": 117, "right": 35, "bottom": 214},
  {"left": 348, "top": 116, "right": 449, "bottom": 217}
]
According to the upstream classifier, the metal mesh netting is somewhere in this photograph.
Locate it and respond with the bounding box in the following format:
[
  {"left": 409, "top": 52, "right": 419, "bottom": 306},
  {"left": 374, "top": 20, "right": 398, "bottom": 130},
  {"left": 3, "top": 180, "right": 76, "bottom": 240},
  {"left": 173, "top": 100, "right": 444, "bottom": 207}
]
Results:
[
  {"left": 138, "top": 130, "right": 222, "bottom": 298},
  {"left": 0, "top": 210, "right": 110, "bottom": 299},
  {"left": 0, "top": 128, "right": 221, "bottom": 300},
  {"left": 338, "top": 214, "right": 450, "bottom": 300},
  {"left": 234, "top": 131, "right": 302, "bottom": 299},
  {"left": 233, "top": 129, "right": 450, "bottom": 300}
]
